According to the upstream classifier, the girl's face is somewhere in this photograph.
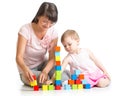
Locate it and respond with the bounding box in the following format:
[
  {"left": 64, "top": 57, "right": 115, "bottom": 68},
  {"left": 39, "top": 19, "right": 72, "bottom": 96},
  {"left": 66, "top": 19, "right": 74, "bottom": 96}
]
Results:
[
  {"left": 37, "top": 16, "right": 54, "bottom": 31},
  {"left": 62, "top": 36, "right": 79, "bottom": 54}
]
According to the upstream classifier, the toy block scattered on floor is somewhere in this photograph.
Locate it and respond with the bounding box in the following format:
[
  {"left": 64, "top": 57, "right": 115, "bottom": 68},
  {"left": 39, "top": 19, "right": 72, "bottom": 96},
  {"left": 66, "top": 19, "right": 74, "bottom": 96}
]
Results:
[{"left": 63, "top": 69, "right": 91, "bottom": 90}]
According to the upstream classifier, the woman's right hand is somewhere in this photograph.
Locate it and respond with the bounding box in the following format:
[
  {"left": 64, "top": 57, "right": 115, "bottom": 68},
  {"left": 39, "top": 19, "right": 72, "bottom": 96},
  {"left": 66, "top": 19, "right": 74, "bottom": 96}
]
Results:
[{"left": 22, "top": 68, "right": 34, "bottom": 83}]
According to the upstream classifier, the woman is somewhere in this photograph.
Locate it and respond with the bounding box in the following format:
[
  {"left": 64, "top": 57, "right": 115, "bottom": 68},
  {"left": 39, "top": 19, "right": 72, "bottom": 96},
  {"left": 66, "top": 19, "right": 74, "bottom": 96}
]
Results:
[{"left": 16, "top": 2, "right": 58, "bottom": 87}]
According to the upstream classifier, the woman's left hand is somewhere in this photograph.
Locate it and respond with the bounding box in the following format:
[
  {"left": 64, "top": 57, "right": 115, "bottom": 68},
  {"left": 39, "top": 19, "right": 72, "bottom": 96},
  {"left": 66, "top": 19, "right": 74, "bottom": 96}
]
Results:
[{"left": 39, "top": 71, "right": 48, "bottom": 83}]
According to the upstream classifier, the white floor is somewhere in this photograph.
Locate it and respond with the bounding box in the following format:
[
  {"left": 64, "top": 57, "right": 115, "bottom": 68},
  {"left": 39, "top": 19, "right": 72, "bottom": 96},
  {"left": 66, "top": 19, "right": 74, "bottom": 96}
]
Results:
[{"left": 19, "top": 82, "right": 114, "bottom": 96}]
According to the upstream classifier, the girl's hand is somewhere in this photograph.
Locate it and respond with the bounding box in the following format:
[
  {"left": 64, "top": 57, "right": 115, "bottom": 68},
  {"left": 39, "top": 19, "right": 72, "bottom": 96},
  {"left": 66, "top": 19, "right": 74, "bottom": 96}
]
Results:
[{"left": 39, "top": 71, "right": 48, "bottom": 83}]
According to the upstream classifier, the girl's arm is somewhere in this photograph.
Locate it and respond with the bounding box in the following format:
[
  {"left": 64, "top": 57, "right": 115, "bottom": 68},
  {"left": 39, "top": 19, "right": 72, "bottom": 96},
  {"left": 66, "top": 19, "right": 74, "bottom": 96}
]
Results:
[{"left": 87, "top": 49, "right": 111, "bottom": 80}]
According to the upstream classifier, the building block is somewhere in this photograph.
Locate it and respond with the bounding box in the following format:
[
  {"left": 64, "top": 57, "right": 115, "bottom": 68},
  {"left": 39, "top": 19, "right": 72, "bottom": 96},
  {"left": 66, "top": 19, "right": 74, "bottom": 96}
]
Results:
[
  {"left": 78, "top": 74, "right": 84, "bottom": 80},
  {"left": 75, "top": 79, "right": 82, "bottom": 84},
  {"left": 48, "top": 85, "right": 54, "bottom": 90},
  {"left": 82, "top": 79, "right": 88, "bottom": 84},
  {"left": 42, "top": 85, "right": 48, "bottom": 90},
  {"left": 55, "top": 85, "right": 61, "bottom": 90},
  {"left": 55, "top": 71, "right": 61, "bottom": 80},
  {"left": 71, "top": 74, "right": 77, "bottom": 80},
  {"left": 55, "top": 80, "right": 62, "bottom": 85},
  {"left": 68, "top": 79, "right": 74, "bottom": 85},
  {"left": 55, "top": 46, "right": 60, "bottom": 51},
  {"left": 55, "top": 66, "right": 61, "bottom": 70},
  {"left": 72, "top": 84, "right": 77, "bottom": 90},
  {"left": 74, "top": 70, "right": 81, "bottom": 76},
  {"left": 34, "top": 85, "right": 39, "bottom": 91},
  {"left": 77, "top": 84, "right": 83, "bottom": 89},
  {"left": 55, "top": 52, "right": 60, "bottom": 56},
  {"left": 84, "top": 84, "right": 91, "bottom": 89},
  {"left": 55, "top": 56, "right": 60, "bottom": 61},
  {"left": 56, "top": 61, "right": 61, "bottom": 65},
  {"left": 64, "top": 84, "right": 71, "bottom": 90}
]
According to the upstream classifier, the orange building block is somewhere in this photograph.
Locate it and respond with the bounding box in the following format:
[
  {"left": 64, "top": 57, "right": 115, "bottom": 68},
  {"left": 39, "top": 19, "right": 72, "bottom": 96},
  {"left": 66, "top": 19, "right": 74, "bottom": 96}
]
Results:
[
  {"left": 56, "top": 61, "right": 61, "bottom": 65},
  {"left": 55, "top": 46, "right": 60, "bottom": 51},
  {"left": 68, "top": 79, "right": 74, "bottom": 85},
  {"left": 78, "top": 74, "right": 84, "bottom": 80}
]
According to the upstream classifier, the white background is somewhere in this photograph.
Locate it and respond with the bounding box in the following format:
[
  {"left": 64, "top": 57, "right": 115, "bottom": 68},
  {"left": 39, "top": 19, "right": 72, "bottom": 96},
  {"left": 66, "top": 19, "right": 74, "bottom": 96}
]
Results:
[{"left": 0, "top": 0, "right": 120, "bottom": 96}]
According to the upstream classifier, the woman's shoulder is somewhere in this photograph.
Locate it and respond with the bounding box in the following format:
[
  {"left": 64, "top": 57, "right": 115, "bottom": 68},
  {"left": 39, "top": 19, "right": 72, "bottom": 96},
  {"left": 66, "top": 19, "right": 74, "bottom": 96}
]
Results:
[{"left": 20, "top": 23, "right": 31, "bottom": 30}]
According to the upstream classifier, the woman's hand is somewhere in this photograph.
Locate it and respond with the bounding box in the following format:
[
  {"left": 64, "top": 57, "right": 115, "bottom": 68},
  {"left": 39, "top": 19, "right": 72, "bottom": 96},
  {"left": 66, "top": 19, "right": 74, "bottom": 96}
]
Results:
[
  {"left": 45, "top": 79, "right": 53, "bottom": 85},
  {"left": 39, "top": 71, "right": 48, "bottom": 83},
  {"left": 22, "top": 68, "right": 34, "bottom": 83}
]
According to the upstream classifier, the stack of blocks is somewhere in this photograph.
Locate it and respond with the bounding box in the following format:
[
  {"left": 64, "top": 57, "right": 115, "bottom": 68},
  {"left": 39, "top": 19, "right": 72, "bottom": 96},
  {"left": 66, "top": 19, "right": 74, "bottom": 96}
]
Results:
[
  {"left": 64, "top": 70, "right": 91, "bottom": 90},
  {"left": 55, "top": 46, "right": 62, "bottom": 90},
  {"left": 30, "top": 75, "right": 39, "bottom": 91},
  {"left": 30, "top": 46, "right": 91, "bottom": 91}
]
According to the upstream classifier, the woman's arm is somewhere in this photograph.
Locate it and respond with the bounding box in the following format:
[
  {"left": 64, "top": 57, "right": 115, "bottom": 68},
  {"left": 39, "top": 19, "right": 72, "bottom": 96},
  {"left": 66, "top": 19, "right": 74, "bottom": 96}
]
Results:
[
  {"left": 16, "top": 34, "right": 34, "bottom": 82},
  {"left": 39, "top": 38, "right": 58, "bottom": 83}
]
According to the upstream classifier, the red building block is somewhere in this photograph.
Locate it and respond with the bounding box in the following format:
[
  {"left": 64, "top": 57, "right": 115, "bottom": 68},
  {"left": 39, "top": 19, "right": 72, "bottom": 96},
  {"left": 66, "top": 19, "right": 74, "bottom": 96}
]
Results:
[
  {"left": 34, "top": 85, "right": 39, "bottom": 91},
  {"left": 55, "top": 85, "right": 61, "bottom": 90}
]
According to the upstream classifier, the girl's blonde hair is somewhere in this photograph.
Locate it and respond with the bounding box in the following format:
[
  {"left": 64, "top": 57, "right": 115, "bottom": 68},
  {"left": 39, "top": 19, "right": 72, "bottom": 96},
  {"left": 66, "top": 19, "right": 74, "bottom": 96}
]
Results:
[{"left": 61, "top": 29, "right": 80, "bottom": 42}]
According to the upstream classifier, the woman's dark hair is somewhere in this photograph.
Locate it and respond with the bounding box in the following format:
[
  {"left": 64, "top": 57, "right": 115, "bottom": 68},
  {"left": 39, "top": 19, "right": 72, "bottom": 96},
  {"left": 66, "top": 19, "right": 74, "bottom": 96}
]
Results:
[{"left": 32, "top": 2, "right": 58, "bottom": 24}]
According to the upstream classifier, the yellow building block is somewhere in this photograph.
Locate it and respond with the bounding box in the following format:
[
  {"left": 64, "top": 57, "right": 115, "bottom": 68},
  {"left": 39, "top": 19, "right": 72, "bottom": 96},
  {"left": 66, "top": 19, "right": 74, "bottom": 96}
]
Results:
[
  {"left": 30, "top": 80, "right": 37, "bottom": 86},
  {"left": 55, "top": 56, "right": 60, "bottom": 61},
  {"left": 42, "top": 85, "right": 48, "bottom": 90},
  {"left": 77, "top": 84, "right": 83, "bottom": 89}
]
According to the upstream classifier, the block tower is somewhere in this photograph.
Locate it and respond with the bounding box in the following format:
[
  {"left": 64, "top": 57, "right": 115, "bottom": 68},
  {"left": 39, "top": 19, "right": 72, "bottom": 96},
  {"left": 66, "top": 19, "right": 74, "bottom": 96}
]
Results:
[
  {"left": 54, "top": 46, "right": 62, "bottom": 90},
  {"left": 30, "top": 75, "right": 39, "bottom": 91}
]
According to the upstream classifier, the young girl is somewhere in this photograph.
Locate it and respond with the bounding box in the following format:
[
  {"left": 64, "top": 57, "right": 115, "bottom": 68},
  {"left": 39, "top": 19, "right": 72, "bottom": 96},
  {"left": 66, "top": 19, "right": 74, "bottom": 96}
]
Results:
[{"left": 46, "top": 29, "right": 111, "bottom": 88}]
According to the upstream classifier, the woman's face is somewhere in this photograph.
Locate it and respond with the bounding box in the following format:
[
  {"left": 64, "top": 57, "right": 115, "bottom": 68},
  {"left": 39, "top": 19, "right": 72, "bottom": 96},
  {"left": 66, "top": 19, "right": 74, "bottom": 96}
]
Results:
[{"left": 38, "top": 16, "right": 54, "bottom": 31}]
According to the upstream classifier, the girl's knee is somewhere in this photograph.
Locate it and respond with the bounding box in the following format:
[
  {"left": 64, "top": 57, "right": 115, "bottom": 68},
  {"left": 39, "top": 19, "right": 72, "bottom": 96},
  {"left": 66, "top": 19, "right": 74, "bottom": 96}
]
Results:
[{"left": 96, "top": 78, "right": 110, "bottom": 88}]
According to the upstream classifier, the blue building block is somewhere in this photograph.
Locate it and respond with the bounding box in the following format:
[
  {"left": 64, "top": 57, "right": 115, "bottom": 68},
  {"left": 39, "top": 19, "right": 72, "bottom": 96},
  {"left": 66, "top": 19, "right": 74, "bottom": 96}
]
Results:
[
  {"left": 84, "top": 83, "right": 91, "bottom": 89},
  {"left": 55, "top": 52, "right": 60, "bottom": 56},
  {"left": 55, "top": 80, "right": 62, "bottom": 85},
  {"left": 55, "top": 66, "right": 61, "bottom": 70},
  {"left": 64, "top": 84, "right": 71, "bottom": 90},
  {"left": 71, "top": 74, "right": 77, "bottom": 80},
  {"left": 74, "top": 70, "right": 81, "bottom": 76}
]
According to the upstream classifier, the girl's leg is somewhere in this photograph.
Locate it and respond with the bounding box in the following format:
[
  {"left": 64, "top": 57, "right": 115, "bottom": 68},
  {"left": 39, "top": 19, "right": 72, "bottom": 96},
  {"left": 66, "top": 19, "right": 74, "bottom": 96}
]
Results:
[{"left": 96, "top": 77, "right": 110, "bottom": 87}]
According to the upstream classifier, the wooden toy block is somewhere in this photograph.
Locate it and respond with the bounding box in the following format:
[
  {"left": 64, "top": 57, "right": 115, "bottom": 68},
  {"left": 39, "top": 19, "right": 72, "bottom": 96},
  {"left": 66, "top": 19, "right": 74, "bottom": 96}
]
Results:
[
  {"left": 56, "top": 61, "right": 61, "bottom": 65},
  {"left": 71, "top": 74, "right": 77, "bottom": 80},
  {"left": 55, "top": 46, "right": 60, "bottom": 51},
  {"left": 55, "top": 56, "right": 60, "bottom": 61},
  {"left": 64, "top": 84, "right": 71, "bottom": 90},
  {"left": 72, "top": 84, "right": 77, "bottom": 90},
  {"left": 30, "top": 81, "right": 34, "bottom": 86},
  {"left": 77, "top": 84, "right": 83, "bottom": 89},
  {"left": 55, "top": 71, "right": 61, "bottom": 80},
  {"left": 68, "top": 79, "right": 74, "bottom": 85},
  {"left": 75, "top": 79, "right": 82, "bottom": 84},
  {"left": 55, "top": 85, "right": 61, "bottom": 90},
  {"left": 82, "top": 79, "right": 88, "bottom": 84},
  {"left": 55, "top": 80, "right": 62, "bottom": 85},
  {"left": 42, "top": 85, "right": 48, "bottom": 90},
  {"left": 32, "top": 75, "right": 36, "bottom": 80},
  {"left": 84, "top": 84, "right": 91, "bottom": 89},
  {"left": 78, "top": 74, "right": 84, "bottom": 80},
  {"left": 74, "top": 70, "right": 81, "bottom": 76},
  {"left": 48, "top": 85, "right": 54, "bottom": 90},
  {"left": 55, "top": 52, "right": 60, "bottom": 56},
  {"left": 55, "top": 66, "right": 61, "bottom": 70},
  {"left": 34, "top": 85, "right": 39, "bottom": 91}
]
